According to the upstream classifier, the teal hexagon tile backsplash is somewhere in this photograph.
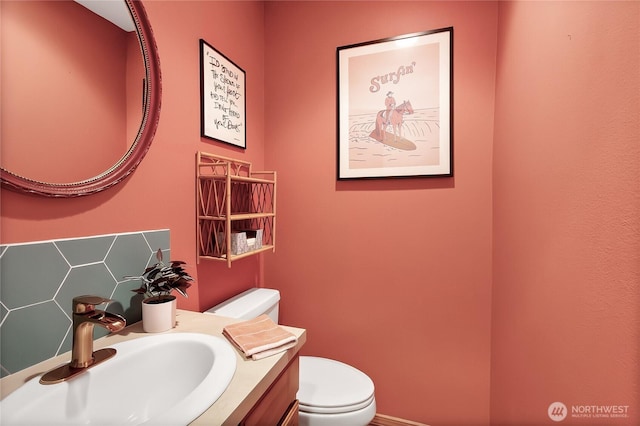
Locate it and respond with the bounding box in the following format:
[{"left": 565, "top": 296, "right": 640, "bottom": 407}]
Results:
[
  {"left": 55, "top": 263, "right": 119, "bottom": 308},
  {"left": 0, "top": 229, "right": 170, "bottom": 377},
  {"left": 143, "top": 230, "right": 171, "bottom": 256},
  {"left": 56, "top": 235, "right": 116, "bottom": 266},
  {"left": 110, "top": 279, "right": 145, "bottom": 324},
  {"left": 0, "top": 243, "right": 69, "bottom": 309},
  {"left": 0, "top": 303, "right": 7, "bottom": 324},
  {"left": 1, "top": 301, "right": 71, "bottom": 373},
  {"left": 106, "top": 234, "right": 155, "bottom": 283}
]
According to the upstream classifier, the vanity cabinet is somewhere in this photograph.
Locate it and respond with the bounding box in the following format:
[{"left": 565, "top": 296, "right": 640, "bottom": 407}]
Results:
[
  {"left": 241, "top": 355, "right": 299, "bottom": 426},
  {"left": 197, "top": 152, "right": 276, "bottom": 267}
]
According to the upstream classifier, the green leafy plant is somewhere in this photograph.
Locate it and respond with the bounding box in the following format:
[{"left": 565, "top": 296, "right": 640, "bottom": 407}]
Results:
[{"left": 124, "top": 248, "right": 193, "bottom": 299}]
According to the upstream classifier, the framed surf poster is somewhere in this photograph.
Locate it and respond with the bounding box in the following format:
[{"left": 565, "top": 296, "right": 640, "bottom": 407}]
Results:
[
  {"left": 337, "top": 28, "right": 453, "bottom": 179},
  {"left": 200, "top": 39, "right": 246, "bottom": 149}
]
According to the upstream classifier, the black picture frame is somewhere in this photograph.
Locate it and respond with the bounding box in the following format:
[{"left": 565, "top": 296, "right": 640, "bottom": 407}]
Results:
[
  {"left": 337, "top": 28, "right": 453, "bottom": 179},
  {"left": 200, "top": 39, "right": 246, "bottom": 149}
]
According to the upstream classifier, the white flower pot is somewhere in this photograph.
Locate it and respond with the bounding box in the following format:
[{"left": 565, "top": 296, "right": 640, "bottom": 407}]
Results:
[{"left": 141, "top": 295, "right": 176, "bottom": 333}]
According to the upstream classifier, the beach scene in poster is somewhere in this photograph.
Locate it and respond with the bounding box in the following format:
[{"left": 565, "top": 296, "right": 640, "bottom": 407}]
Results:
[{"left": 341, "top": 36, "right": 449, "bottom": 173}]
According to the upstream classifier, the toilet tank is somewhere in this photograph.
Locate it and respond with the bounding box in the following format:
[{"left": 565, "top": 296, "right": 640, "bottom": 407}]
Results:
[{"left": 205, "top": 288, "right": 280, "bottom": 323}]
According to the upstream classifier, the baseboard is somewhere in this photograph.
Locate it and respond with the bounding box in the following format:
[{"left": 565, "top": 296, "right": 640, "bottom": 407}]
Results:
[{"left": 370, "top": 413, "right": 429, "bottom": 426}]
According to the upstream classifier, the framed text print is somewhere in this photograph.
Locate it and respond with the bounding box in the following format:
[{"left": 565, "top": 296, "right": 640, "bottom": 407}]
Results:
[
  {"left": 200, "top": 39, "right": 246, "bottom": 149},
  {"left": 337, "top": 28, "right": 453, "bottom": 179}
]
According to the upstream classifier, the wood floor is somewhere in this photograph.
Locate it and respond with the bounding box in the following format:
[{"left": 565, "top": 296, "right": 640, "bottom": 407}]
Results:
[{"left": 370, "top": 414, "right": 429, "bottom": 426}]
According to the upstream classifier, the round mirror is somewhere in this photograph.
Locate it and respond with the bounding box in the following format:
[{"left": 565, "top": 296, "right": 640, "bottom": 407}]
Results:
[{"left": 0, "top": 0, "right": 161, "bottom": 197}]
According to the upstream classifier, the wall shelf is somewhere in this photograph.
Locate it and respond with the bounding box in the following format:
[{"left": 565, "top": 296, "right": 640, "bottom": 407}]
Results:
[{"left": 196, "top": 152, "right": 276, "bottom": 267}]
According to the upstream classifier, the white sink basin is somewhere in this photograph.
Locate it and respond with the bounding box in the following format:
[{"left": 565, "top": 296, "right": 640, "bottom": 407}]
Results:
[{"left": 0, "top": 332, "right": 237, "bottom": 425}]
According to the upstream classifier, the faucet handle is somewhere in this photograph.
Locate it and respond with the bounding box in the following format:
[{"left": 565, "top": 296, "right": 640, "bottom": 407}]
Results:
[{"left": 73, "top": 295, "right": 112, "bottom": 314}]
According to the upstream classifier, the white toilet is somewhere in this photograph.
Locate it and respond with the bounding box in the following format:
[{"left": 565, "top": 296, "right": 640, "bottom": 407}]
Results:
[{"left": 206, "top": 288, "right": 376, "bottom": 426}]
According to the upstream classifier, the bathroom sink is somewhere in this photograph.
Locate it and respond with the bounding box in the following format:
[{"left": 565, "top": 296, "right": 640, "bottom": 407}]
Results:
[{"left": 0, "top": 332, "right": 237, "bottom": 425}]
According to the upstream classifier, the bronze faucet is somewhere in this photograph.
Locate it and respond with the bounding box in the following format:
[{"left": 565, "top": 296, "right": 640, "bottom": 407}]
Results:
[{"left": 40, "top": 296, "right": 126, "bottom": 384}]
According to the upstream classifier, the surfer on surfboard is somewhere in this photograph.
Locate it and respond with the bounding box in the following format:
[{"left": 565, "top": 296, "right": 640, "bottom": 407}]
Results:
[
  {"left": 384, "top": 91, "right": 396, "bottom": 127},
  {"left": 369, "top": 97, "right": 416, "bottom": 150}
]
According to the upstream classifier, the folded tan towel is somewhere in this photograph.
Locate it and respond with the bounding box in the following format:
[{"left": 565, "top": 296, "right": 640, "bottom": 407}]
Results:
[{"left": 222, "top": 314, "right": 298, "bottom": 360}]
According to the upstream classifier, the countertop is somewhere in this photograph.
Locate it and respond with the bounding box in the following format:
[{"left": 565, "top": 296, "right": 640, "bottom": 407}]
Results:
[{"left": 0, "top": 309, "right": 307, "bottom": 425}]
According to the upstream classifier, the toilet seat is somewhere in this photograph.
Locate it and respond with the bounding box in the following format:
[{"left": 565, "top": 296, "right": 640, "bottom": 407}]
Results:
[{"left": 298, "top": 356, "right": 375, "bottom": 415}]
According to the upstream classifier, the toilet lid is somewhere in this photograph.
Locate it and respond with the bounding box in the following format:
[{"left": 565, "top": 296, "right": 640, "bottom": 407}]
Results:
[{"left": 297, "top": 356, "right": 375, "bottom": 414}]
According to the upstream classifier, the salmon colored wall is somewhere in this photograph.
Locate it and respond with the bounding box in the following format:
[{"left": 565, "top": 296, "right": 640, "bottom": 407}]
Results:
[
  {"left": 491, "top": 1, "right": 639, "bottom": 425},
  {"left": 0, "top": 1, "right": 267, "bottom": 313},
  {"left": 263, "top": 2, "right": 497, "bottom": 424},
  {"left": 3, "top": 1, "right": 638, "bottom": 424},
  {"left": 1, "top": 1, "right": 127, "bottom": 182}
]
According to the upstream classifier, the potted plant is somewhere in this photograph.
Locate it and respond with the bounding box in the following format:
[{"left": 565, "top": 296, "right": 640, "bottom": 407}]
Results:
[{"left": 124, "top": 249, "right": 194, "bottom": 332}]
